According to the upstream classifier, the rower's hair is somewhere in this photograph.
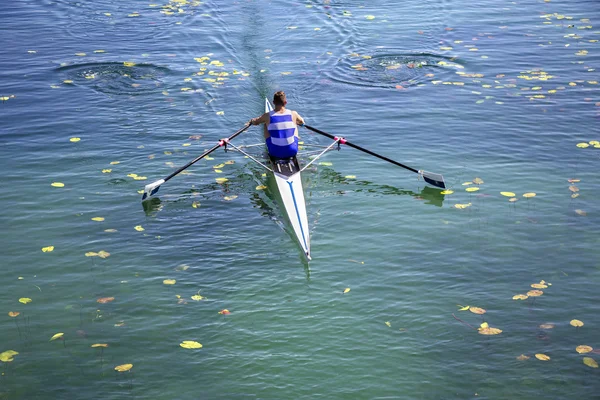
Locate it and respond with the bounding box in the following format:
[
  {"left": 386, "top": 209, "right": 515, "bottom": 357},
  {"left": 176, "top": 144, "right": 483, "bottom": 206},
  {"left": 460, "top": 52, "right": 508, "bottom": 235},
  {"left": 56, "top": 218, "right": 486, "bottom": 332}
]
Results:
[{"left": 273, "top": 91, "right": 286, "bottom": 106}]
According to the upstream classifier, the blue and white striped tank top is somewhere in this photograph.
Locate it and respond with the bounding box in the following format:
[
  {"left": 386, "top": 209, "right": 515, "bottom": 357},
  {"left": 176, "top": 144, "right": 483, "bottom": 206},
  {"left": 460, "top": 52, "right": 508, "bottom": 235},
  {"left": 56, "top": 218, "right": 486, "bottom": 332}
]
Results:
[{"left": 266, "top": 109, "right": 298, "bottom": 159}]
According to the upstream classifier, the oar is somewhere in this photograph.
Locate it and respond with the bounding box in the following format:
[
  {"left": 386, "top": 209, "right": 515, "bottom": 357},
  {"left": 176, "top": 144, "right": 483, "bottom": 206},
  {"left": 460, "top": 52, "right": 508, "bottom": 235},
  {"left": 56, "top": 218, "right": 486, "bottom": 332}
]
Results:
[
  {"left": 141, "top": 124, "right": 251, "bottom": 201},
  {"left": 303, "top": 125, "right": 446, "bottom": 189}
]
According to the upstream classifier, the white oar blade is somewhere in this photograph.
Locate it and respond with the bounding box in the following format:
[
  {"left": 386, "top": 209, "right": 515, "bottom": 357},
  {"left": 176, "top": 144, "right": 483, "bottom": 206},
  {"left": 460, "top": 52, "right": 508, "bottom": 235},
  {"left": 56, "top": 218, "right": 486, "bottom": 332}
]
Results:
[
  {"left": 419, "top": 170, "right": 445, "bottom": 189},
  {"left": 142, "top": 179, "right": 165, "bottom": 201}
]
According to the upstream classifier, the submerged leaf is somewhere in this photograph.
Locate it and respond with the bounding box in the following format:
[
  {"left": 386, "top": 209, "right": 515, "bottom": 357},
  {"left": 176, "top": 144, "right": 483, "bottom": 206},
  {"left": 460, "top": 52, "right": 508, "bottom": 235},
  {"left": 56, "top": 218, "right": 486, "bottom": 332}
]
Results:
[
  {"left": 517, "top": 354, "right": 530, "bottom": 361},
  {"left": 583, "top": 357, "right": 598, "bottom": 368},
  {"left": 97, "top": 297, "right": 115, "bottom": 303},
  {"left": 469, "top": 307, "right": 486, "bottom": 315}
]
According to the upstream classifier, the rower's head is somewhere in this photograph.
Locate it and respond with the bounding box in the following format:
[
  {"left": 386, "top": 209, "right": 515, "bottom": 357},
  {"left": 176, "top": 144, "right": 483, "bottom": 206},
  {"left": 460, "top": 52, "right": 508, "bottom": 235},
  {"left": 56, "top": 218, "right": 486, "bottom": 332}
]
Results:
[{"left": 273, "top": 91, "right": 287, "bottom": 107}]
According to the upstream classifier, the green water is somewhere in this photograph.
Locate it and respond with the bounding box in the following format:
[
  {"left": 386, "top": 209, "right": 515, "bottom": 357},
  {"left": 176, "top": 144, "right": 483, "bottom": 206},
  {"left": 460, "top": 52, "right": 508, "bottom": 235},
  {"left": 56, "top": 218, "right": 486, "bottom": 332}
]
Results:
[{"left": 1, "top": 0, "right": 599, "bottom": 398}]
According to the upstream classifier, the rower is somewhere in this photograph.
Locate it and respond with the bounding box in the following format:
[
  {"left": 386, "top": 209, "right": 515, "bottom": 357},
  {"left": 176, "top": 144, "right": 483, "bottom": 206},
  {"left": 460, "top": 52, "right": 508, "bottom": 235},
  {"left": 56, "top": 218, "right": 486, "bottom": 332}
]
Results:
[{"left": 249, "top": 91, "right": 305, "bottom": 169}]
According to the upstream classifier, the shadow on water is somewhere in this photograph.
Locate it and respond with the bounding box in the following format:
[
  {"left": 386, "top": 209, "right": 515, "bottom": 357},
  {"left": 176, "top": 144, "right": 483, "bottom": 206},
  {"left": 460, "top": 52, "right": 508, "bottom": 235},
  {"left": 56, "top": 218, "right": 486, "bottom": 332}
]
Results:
[{"left": 314, "top": 168, "right": 446, "bottom": 207}]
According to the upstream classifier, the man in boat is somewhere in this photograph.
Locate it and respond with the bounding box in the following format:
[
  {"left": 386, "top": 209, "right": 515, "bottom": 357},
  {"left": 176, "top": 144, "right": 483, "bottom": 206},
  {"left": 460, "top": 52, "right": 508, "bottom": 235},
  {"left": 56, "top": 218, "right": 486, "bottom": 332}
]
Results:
[{"left": 249, "top": 91, "right": 305, "bottom": 159}]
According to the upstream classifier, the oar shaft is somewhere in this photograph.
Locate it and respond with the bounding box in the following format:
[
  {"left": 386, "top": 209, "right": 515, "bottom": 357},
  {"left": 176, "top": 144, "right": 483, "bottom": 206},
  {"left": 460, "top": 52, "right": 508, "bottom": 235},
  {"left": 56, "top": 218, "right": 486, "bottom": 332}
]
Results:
[
  {"left": 163, "top": 124, "right": 250, "bottom": 183},
  {"left": 304, "top": 125, "right": 418, "bottom": 174}
]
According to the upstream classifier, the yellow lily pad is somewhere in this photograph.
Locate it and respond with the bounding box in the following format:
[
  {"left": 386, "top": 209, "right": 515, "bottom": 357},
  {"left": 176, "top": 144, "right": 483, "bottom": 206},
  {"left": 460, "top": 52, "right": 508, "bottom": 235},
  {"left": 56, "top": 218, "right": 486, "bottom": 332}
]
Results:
[
  {"left": 163, "top": 279, "right": 176, "bottom": 285},
  {"left": 51, "top": 182, "right": 65, "bottom": 188},
  {"left": 91, "top": 217, "right": 105, "bottom": 222},
  {"left": 523, "top": 192, "right": 536, "bottom": 198},
  {"left": 180, "top": 341, "right": 202, "bottom": 349},
  {"left": 570, "top": 319, "right": 584, "bottom": 327},
  {"left": 19, "top": 298, "right": 32, "bottom": 304},
  {"left": 576, "top": 345, "right": 593, "bottom": 354},
  {"left": 512, "top": 294, "right": 528, "bottom": 300},
  {"left": 500, "top": 192, "right": 515, "bottom": 197},
  {"left": 50, "top": 333, "right": 64, "bottom": 341},
  {"left": 535, "top": 353, "right": 550, "bottom": 361},
  {"left": 42, "top": 246, "right": 54, "bottom": 252},
  {"left": 114, "top": 363, "right": 133, "bottom": 372}
]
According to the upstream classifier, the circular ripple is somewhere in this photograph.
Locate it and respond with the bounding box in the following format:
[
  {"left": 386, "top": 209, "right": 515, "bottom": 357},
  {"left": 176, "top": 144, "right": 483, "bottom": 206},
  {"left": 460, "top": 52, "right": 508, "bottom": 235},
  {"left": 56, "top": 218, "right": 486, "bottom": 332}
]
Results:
[
  {"left": 56, "top": 62, "right": 171, "bottom": 96},
  {"left": 327, "top": 51, "right": 466, "bottom": 89}
]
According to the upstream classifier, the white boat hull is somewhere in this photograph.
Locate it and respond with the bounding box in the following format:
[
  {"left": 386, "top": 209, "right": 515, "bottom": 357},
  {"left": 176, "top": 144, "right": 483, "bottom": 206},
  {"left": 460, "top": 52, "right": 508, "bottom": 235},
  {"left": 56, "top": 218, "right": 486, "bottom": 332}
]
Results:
[{"left": 265, "top": 99, "right": 311, "bottom": 260}]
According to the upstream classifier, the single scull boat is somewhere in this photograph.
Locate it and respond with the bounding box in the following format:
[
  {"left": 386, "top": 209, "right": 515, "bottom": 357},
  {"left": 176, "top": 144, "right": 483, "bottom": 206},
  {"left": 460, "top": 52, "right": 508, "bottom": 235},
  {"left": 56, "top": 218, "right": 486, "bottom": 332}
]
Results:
[{"left": 141, "top": 98, "right": 446, "bottom": 261}]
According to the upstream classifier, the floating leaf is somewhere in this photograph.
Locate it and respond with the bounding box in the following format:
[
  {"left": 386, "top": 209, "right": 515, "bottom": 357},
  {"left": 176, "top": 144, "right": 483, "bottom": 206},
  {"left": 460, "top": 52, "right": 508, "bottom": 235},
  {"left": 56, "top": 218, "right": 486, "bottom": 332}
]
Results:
[
  {"left": 583, "top": 357, "right": 598, "bottom": 368},
  {"left": 123, "top": 62, "right": 136, "bottom": 67},
  {"left": 478, "top": 322, "right": 502, "bottom": 335},
  {"left": 575, "top": 209, "right": 587, "bottom": 216},
  {"left": 569, "top": 186, "right": 579, "bottom": 193},
  {"left": 539, "top": 324, "right": 554, "bottom": 329},
  {"left": 576, "top": 345, "right": 593, "bottom": 354},
  {"left": 19, "top": 298, "right": 32, "bottom": 304},
  {"left": 42, "top": 246, "right": 54, "bottom": 252},
  {"left": 454, "top": 203, "right": 472, "bottom": 209},
  {"left": 192, "top": 201, "right": 201, "bottom": 208},
  {"left": 345, "top": 175, "right": 357, "bottom": 179},
  {"left": 531, "top": 283, "right": 548, "bottom": 289},
  {"left": 440, "top": 190, "right": 454, "bottom": 195},
  {"left": 570, "top": 319, "right": 584, "bottom": 327},
  {"left": 70, "top": 137, "right": 81, "bottom": 142},
  {"left": 97, "top": 250, "right": 110, "bottom": 258},
  {"left": 191, "top": 294, "right": 204, "bottom": 301},
  {"left": 91, "top": 343, "right": 108, "bottom": 348},
  {"left": 51, "top": 182, "right": 65, "bottom": 187},
  {"left": 343, "top": 288, "right": 351, "bottom": 294},
  {"left": 365, "top": 15, "right": 375, "bottom": 20},
  {"left": 535, "top": 353, "right": 550, "bottom": 361},
  {"left": 85, "top": 252, "right": 98, "bottom": 257},
  {"left": 527, "top": 290, "right": 543, "bottom": 297},
  {"left": 50, "top": 333, "right": 64, "bottom": 341},
  {"left": 224, "top": 195, "right": 238, "bottom": 201},
  {"left": 215, "top": 177, "right": 228, "bottom": 184},
  {"left": 517, "top": 354, "right": 530, "bottom": 361},
  {"left": 216, "top": 111, "right": 224, "bottom": 115},
  {"left": 513, "top": 294, "right": 528, "bottom": 300},
  {"left": 218, "top": 309, "right": 230, "bottom": 315},
  {"left": 102, "top": 169, "right": 112, "bottom": 173},
  {"left": 180, "top": 341, "right": 202, "bottom": 349},
  {"left": 523, "top": 193, "right": 536, "bottom": 198},
  {"left": 114, "top": 363, "right": 133, "bottom": 372},
  {"left": 97, "top": 297, "right": 115, "bottom": 303},
  {"left": 163, "top": 279, "right": 176, "bottom": 285},
  {"left": 469, "top": 307, "right": 486, "bottom": 315},
  {"left": 458, "top": 305, "right": 470, "bottom": 311},
  {"left": 500, "top": 192, "right": 515, "bottom": 197},
  {"left": 466, "top": 187, "right": 479, "bottom": 192},
  {"left": 8, "top": 312, "right": 20, "bottom": 317},
  {"left": 134, "top": 225, "right": 144, "bottom": 231},
  {"left": 91, "top": 217, "right": 105, "bottom": 222},
  {"left": 576, "top": 143, "right": 589, "bottom": 148},
  {"left": 0, "top": 350, "right": 19, "bottom": 362},
  {"left": 473, "top": 177, "right": 484, "bottom": 184},
  {"left": 256, "top": 185, "right": 267, "bottom": 190}
]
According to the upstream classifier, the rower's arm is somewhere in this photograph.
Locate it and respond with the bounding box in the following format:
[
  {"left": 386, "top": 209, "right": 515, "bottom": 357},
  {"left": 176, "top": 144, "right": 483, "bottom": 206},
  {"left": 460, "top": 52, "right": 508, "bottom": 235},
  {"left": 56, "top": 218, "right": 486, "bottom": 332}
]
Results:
[
  {"left": 294, "top": 111, "right": 305, "bottom": 126},
  {"left": 249, "top": 112, "right": 269, "bottom": 126}
]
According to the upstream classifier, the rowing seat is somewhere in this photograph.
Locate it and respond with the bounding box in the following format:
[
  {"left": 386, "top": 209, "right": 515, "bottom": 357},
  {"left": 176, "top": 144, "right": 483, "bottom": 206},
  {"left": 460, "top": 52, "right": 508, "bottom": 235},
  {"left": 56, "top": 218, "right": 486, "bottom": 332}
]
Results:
[{"left": 270, "top": 155, "right": 299, "bottom": 176}]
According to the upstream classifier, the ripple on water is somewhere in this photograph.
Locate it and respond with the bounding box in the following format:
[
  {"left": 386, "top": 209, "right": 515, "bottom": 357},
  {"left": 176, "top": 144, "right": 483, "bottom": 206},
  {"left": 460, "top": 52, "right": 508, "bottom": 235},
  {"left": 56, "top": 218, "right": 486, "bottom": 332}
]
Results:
[
  {"left": 56, "top": 61, "right": 170, "bottom": 96},
  {"left": 326, "top": 51, "right": 466, "bottom": 89}
]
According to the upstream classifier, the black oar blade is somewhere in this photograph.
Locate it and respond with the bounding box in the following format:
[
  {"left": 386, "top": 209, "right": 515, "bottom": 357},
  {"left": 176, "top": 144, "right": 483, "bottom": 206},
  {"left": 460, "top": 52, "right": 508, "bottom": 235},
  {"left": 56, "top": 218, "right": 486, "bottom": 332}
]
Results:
[{"left": 420, "top": 170, "right": 446, "bottom": 189}]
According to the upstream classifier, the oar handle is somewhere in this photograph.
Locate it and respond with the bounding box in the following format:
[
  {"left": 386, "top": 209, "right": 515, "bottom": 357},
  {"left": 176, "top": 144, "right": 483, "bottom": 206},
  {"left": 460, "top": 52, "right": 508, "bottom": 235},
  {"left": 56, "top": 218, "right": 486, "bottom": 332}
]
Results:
[
  {"left": 163, "top": 124, "right": 250, "bottom": 183},
  {"left": 304, "top": 125, "right": 419, "bottom": 174}
]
